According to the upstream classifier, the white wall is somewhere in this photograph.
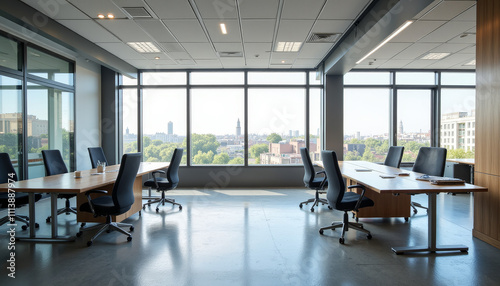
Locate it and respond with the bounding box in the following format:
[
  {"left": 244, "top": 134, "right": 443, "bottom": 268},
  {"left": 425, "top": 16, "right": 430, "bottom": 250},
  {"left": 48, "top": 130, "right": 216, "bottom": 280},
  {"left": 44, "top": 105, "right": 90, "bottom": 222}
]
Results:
[{"left": 74, "top": 59, "right": 101, "bottom": 171}]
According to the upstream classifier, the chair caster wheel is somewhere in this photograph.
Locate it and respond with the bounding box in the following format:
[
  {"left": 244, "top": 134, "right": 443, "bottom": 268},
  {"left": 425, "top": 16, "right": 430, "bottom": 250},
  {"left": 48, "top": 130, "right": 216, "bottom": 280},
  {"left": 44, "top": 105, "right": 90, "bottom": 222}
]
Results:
[
  {"left": 106, "top": 229, "right": 111, "bottom": 233},
  {"left": 339, "top": 238, "right": 345, "bottom": 244},
  {"left": 310, "top": 208, "right": 314, "bottom": 212},
  {"left": 319, "top": 229, "right": 324, "bottom": 235},
  {"left": 87, "top": 241, "right": 93, "bottom": 247},
  {"left": 81, "top": 223, "right": 86, "bottom": 228},
  {"left": 367, "top": 234, "right": 372, "bottom": 240},
  {"left": 127, "top": 236, "right": 132, "bottom": 242},
  {"left": 156, "top": 208, "right": 159, "bottom": 213},
  {"left": 22, "top": 225, "right": 28, "bottom": 230},
  {"left": 179, "top": 205, "right": 182, "bottom": 210},
  {"left": 35, "top": 223, "right": 40, "bottom": 228},
  {"left": 299, "top": 203, "right": 303, "bottom": 208},
  {"left": 76, "top": 232, "right": 82, "bottom": 237},
  {"left": 46, "top": 217, "right": 51, "bottom": 223},
  {"left": 404, "top": 217, "right": 409, "bottom": 222},
  {"left": 143, "top": 205, "right": 146, "bottom": 210},
  {"left": 413, "top": 209, "right": 418, "bottom": 214},
  {"left": 355, "top": 218, "right": 359, "bottom": 223},
  {"left": 130, "top": 226, "right": 134, "bottom": 231},
  {"left": 328, "top": 206, "right": 332, "bottom": 210},
  {"left": 139, "top": 211, "right": 141, "bottom": 216}
]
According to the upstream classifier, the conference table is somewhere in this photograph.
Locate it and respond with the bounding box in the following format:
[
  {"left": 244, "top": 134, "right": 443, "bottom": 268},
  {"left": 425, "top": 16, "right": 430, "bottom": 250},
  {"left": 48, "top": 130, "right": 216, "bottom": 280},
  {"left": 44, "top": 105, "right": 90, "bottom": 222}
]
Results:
[
  {"left": 0, "top": 162, "right": 169, "bottom": 242},
  {"left": 316, "top": 160, "right": 487, "bottom": 254}
]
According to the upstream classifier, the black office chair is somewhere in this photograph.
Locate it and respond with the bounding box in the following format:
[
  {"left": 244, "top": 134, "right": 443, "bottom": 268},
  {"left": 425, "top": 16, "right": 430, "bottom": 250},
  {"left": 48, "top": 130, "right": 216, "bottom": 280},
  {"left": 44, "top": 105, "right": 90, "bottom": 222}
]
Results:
[
  {"left": 411, "top": 147, "right": 447, "bottom": 214},
  {"left": 0, "top": 153, "right": 42, "bottom": 230},
  {"left": 42, "top": 150, "right": 77, "bottom": 223},
  {"left": 88, "top": 147, "right": 108, "bottom": 168},
  {"left": 299, "top": 147, "right": 329, "bottom": 212},
  {"left": 319, "top": 150, "right": 374, "bottom": 244},
  {"left": 143, "top": 148, "right": 183, "bottom": 212},
  {"left": 77, "top": 153, "right": 142, "bottom": 247},
  {"left": 383, "top": 146, "right": 405, "bottom": 168}
]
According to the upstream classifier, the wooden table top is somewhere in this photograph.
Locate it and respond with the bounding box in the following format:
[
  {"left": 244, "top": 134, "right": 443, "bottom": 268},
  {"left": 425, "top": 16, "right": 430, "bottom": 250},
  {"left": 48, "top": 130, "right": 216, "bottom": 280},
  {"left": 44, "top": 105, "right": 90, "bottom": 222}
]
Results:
[
  {"left": 446, "top": 158, "right": 475, "bottom": 165},
  {"left": 0, "top": 162, "right": 169, "bottom": 194},
  {"left": 315, "top": 160, "right": 487, "bottom": 195}
]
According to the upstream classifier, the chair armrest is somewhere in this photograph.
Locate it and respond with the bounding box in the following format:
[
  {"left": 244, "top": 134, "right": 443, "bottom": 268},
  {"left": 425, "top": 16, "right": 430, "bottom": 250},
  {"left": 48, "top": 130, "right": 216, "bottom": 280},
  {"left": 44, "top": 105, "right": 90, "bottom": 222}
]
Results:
[
  {"left": 83, "top": 190, "right": 108, "bottom": 216},
  {"left": 315, "top": 170, "right": 326, "bottom": 176},
  {"left": 347, "top": 184, "right": 366, "bottom": 211},
  {"left": 151, "top": 170, "right": 166, "bottom": 189}
]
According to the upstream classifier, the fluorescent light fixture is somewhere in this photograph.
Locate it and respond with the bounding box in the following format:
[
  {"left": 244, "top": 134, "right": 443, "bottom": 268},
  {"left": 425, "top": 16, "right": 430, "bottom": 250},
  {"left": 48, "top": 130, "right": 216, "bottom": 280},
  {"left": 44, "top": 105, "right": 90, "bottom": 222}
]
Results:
[
  {"left": 275, "top": 42, "right": 302, "bottom": 52},
  {"left": 356, "top": 21, "right": 413, "bottom": 64},
  {"left": 220, "top": 23, "right": 227, "bottom": 34},
  {"left": 421, "top": 52, "right": 450, "bottom": 60},
  {"left": 463, "top": 59, "right": 476, "bottom": 66},
  {"left": 127, "top": 42, "right": 161, "bottom": 53}
]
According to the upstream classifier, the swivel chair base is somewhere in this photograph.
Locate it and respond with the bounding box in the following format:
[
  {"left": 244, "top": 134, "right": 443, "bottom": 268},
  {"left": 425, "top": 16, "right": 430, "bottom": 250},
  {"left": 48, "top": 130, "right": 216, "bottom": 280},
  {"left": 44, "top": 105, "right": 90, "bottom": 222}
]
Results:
[
  {"left": 299, "top": 189, "right": 330, "bottom": 212},
  {"left": 411, "top": 201, "right": 428, "bottom": 214},
  {"left": 77, "top": 215, "right": 134, "bottom": 247},
  {"left": 143, "top": 191, "right": 182, "bottom": 212},
  {"left": 319, "top": 211, "right": 372, "bottom": 244},
  {"left": 46, "top": 198, "right": 77, "bottom": 223},
  {"left": 0, "top": 214, "right": 39, "bottom": 230}
]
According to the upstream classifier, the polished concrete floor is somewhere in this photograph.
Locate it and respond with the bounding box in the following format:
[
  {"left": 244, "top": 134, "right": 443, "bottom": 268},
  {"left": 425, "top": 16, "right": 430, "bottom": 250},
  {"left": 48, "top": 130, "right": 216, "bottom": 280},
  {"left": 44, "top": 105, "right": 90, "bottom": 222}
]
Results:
[{"left": 1, "top": 189, "right": 500, "bottom": 286}]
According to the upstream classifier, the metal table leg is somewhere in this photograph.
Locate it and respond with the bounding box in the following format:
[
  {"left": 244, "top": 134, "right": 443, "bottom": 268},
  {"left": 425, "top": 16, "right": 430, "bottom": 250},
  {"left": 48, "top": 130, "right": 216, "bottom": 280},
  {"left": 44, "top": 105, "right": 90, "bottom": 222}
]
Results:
[{"left": 391, "top": 193, "right": 468, "bottom": 254}]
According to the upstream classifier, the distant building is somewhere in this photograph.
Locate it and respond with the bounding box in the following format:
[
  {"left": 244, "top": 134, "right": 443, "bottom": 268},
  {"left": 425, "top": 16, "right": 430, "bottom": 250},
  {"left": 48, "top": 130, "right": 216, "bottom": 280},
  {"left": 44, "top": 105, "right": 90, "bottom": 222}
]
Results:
[
  {"left": 398, "top": 120, "right": 404, "bottom": 135},
  {"left": 344, "top": 143, "right": 366, "bottom": 156},
  {"left": 0, "top": 113, "right": 48, "bottom": 137},
  {"left": 441, "top": 111, "right": 475, "bottom": 151},
  {"left": 260, "top": 140, "right": 317, "bottom": 164},
  {"left": 236, "top": 118, "right": 241, "bottom": 137},
  {"left": 168, "top": 121, "right": 173, "bottom": 135}
]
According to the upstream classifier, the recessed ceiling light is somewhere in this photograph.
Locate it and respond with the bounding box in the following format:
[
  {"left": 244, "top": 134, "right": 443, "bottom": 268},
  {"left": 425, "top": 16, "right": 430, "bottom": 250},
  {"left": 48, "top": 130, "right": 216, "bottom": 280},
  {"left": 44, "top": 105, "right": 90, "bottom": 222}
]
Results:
[
  {"left": 107, "top": 13, "right": 115, "bottom": 19},
  {"left": 463, "top": 59, "right": 476, "bottom": 66},
  {"left": 127, "top": 42, "right": 161, "bottom": 53},
  {"left": 220, "top": 23, "right": 227, "bottom": 35},
  {"left": 97, "top": 14, "right": 105, "bottom": 19},
  {"left": 421, "top": 52, "right": 450, "bottom": 60},
  {"left": 281, "top": 60, "right": 285, "bottom": 63},
  {"left": 275, "top": 42, "right": 302, "bottom": 52},
  {"left": 154, "top": 56, "right": 160, "bottom": 60},
  {"left": 356, "top": 21, "right": 413, "bottom": 64}
]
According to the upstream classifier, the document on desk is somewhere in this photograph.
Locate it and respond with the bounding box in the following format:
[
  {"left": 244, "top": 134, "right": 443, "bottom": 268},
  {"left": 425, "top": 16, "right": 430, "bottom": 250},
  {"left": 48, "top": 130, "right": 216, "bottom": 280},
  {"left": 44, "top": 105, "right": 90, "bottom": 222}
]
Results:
[
  {"left": 416, "top": 175, "right": 465, "bottom": 185},
  {"left": 355, "top": 169, "right": 372, "bottom": 172},
  {"left": 380, "top": 175, "right": 396, "bottom": 179}
]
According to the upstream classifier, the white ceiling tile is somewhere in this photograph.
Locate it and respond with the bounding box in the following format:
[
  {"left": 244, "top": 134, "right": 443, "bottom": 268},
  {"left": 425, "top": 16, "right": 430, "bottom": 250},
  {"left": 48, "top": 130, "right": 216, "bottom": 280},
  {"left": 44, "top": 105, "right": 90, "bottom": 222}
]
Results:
[
  {"left": 368, "top": 43, "right": 412, "bottom": 60},
  {"left": 403, "top": 60, "right": 434, "bottom": 69},
  {"left": 270, "top": 58, "right": 295, "bottom": 65},
  {"left": 298, "top": 43, "right": 333, "bottom": 59},
  {"left": 220, "top": 58, "right": 246, "bottom": 67},
  {"left": 458, "top": 46, "right": 476, "bottom": 54},
  {"left": 271, "top": 52, "right": 299, "bottom": 60},
  {"left": 195, "top": 59, "right": 222, "bottom": 68},
  {"left": 68, "top": 0, "right": 128, "bottom": 19},
  {"left": 391, "top": 21, "right": 446, "bottom": 43},
  {"left": 204, "top": 20, "right": 241, "bottom": 43},
  {"left": 276, "top": 20, "right": 315, "bottom": 42},
  {"left": 269, "top": 64, "right": 293, "bottom": 69},
  {"left": 448, "top": 33, "right": 476, "bottom": 44},
  {"left": 319, "top": 0, "right": 371, "bottom": 20},
  {"left": 166, "top": 52, "right": 192, "bottom": 60},
  {"left": 241, "top": 20, "right": 275, "bottom": 42},
  {"left": 282, "top": 0, "right": 325, "bottom": 20},
  {"left": 425, "top": 53, "right": 476, "bottom": 69},
  {"left": 145, "top": 0, "right": 196, "bottom": 19},
  {"left": 420, "top": 1, "right": 475, "bottom": 21},
  {"left": 378, "top": 59, "right": 413, "bottom": 69},
  {"left": 453, "top": 5, "right": 476, "bottom": 21},
  {"left": 163, "top": 20, "right": 208, "bottom": 42},
  {"left": 98, "top": 19, "right": 154, "bottom": 42},
  {"left": 214, "top": 43, "right": 243, "bottom": 53},
  {"left": 182, "top": 43, "right": 217, "bottom": 59},
  {"left": 419, "top": 21, "right": 476, "bottom": 43},
  {"left": 245, "top": 59, "right": 269, "bottom": 68},
  {"left": 193, "top": 0, "right": 237, "bottom": 19},
  {"left": 393, "top": 43, "right": 441, "bottom": 60},
  {"left": 97, "top": 43, "right": 145, "bottom": 59},
  {"left": 293, "top": 58, "right": 320, "bottom": 67},
  {"left": 57, "top": 20, "right": 121, "bottom": 43},
  {"left": 244, "top": 43, "right": 272, "bottom": 59},
  {"left": 312, "top": 20, "right": 352, "bottom": 34},
  {"left": 239, "top": 0, "right": 279, "bottom": 19},
  {"left": 22, "top": 0, "right": 88, "bottom": 19},
  {"left": 159, "top": 43, "right": 185, "bottom": 53},
  {"left": 135, "top": 20, "right": 177, "bottom": 43},
  {"left": 176, "top": 59, "right": 196, "bottom": 65},
  {"left": 355, "top": 59, "right": 388, "bottom": 69},
  {"left": 431, "top": 43, "right": 471, "bottom": 53}
]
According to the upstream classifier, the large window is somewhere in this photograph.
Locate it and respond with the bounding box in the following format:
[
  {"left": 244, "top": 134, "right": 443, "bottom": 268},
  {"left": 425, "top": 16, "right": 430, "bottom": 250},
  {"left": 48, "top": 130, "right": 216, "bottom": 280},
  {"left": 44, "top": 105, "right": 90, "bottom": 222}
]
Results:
[
  {"left": 0, "top": 75, "right": 22, "bottom": 176},
  {"left": 120, "top": 71, "right": 322, "bottom": 166}
]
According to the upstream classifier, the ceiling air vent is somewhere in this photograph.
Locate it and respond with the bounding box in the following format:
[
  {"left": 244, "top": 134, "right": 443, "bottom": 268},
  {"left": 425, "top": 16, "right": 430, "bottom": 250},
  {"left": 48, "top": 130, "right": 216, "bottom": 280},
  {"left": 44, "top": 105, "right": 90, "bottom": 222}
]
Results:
[
  {"left": 122, "top": 7, "right": 152, "bottom": 18},
  {"left": 306, "top": 33, "right": 341, "bottom": 43},
  {"left": 218, "top": 51, "right": 243, "bottom": 58}
]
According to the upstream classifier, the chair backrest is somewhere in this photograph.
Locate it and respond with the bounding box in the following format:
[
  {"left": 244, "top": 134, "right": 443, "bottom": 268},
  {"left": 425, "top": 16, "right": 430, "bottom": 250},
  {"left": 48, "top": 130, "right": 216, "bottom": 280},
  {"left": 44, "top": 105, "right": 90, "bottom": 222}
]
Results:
[
  {"left": 0, "top": 153, "right": 18, "bottom": 184},
  {"left": 412, "top": 147, "right": 447, "bottom": 177},
  {"left": 321, "top": 150, "right": 346, "bottom": 210},
  {"left": 300, "top": 147, "right": 315, "bottom": 187},
  {"left": 88, "top": 147, "right": 108, "bottom": 168},
  {"left": 167, "top": 148, "right": 183, "bottom": 188},
  {"left": 112, "top": 153, "right": 142, "bottom": 209},
  {"left": 42, "top": 150, "right": 68, "bottom": 176},
  {"left": 384, "top": 146, "right": 405, "bottom": 168}
]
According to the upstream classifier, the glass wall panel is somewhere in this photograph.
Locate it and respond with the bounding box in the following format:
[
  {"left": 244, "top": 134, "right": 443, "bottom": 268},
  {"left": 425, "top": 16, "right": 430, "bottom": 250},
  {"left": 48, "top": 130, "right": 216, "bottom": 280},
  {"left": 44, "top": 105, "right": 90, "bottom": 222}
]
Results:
[
  {"left": 441, "top": 88, "right": 475, "bottom": 158},
  {"left": 0, "top": 75, "right": 22, "bottom": 176},
  {"left": 248, "top": 88, "right": 305, "bottom": 165},
  {"left": 27, "top": 47, "right": 74, "bottom": 86},
  {"left": 27, "top": 83, "right": 74, "bottom": 178},
  {"left": 248, "top": 72, "right": 305, "bottom": 85},
  {"left": 397, "top": 89, "right": 431, "bottom": 162},
  {"left": 343, "top": 88, "right": 390, "bottom": 162},
  {"left": 191, "top": 88, "right": 244, "bottom": 165},
  {"left": 309, "top": 88, "right": 322, "bottom": 162},
  {"left": 191, "top": 72, "right": 244, "bottom": 85},
  {"left": 122, "top": 88, "right": 138, "bottom": 153},
  {"left": 441, "top": 72, "right": 476, "bottom": 86},
  {"left": 396, "top": 72, "right": 435, "bottom": 85},
  {"left": 122, "top": 75, "right": 137, "bottom": 86},
  {"left": 142, "top": 72, "right": 186, "bottom": 85},
  {"left": 142, "top": 88, "right": 186, "bottom": 163},
  {"left": 309, "top": 71, "right": 321, "bottom": 85},
  {"left": 0, "top": 35, "right": 21, "bottom": 71},
  {"left": 344, "top": 72, "right": 391, "bottom": 85}
]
